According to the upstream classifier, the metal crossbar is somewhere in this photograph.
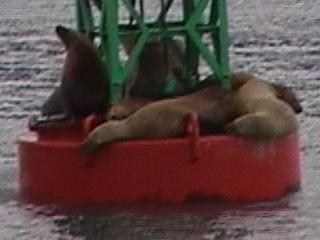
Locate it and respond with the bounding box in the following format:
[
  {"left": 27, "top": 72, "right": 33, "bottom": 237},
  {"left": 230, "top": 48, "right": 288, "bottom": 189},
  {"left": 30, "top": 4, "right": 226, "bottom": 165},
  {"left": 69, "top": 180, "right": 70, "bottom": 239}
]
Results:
[{"left": 75, "top": 0, "right": 231, "bottom": 102}]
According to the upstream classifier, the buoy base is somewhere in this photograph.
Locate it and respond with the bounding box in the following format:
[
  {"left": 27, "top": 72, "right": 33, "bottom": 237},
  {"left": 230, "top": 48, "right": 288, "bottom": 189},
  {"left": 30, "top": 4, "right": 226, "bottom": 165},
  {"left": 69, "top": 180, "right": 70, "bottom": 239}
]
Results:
[{"left": 17, "top": 119, "right": 301, "bottom": 204}]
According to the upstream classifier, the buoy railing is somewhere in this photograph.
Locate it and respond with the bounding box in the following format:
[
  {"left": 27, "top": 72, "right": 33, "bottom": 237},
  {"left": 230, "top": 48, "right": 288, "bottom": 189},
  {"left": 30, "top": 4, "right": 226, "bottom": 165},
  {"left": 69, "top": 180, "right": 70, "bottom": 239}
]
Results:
[{"left": 75, "top": 0, "right": 231, "bottom": 102}]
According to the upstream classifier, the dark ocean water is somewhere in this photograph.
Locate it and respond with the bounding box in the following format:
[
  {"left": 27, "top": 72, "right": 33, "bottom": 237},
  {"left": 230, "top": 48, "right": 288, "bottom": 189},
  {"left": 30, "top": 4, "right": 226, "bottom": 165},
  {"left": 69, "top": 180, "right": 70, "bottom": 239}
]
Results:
[{"left": 0, "top": 0, "right": 320, "bottom": 239}]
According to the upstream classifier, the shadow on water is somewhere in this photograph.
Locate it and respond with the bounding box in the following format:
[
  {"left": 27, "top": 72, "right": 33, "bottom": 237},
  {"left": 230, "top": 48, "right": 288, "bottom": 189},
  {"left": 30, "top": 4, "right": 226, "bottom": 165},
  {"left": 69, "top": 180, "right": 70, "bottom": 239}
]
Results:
[{"left": 16, "top": 194, "right": 296, "bottom": 240}]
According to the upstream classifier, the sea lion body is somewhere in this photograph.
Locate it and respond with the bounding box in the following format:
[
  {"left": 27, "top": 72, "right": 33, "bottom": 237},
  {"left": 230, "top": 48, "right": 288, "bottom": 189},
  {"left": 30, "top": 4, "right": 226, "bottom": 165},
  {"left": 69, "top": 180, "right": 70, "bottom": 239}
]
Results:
[
  {"left": 108, "top": 38, "right": 186, "bottom": 120},
  {"left": 109, "top": 71, "right": 302, "bottom": 122},
  {"left": 82, "top": 86, "right": 237, "bottom": 152},
  {"left": 41, "top": 26, "right": 109, "bottom": 118},
  {"left": 226, "top": 79, "right": 298, "bottom": 140},
  {"left": 41, "top": 86, "right": 64, "bottom": 116},
  {"left": 125, "top": 38, "right": 186, "bottom": 99},
  {"left": 229, "top": 72, "right": 303, "bottom": 113}
]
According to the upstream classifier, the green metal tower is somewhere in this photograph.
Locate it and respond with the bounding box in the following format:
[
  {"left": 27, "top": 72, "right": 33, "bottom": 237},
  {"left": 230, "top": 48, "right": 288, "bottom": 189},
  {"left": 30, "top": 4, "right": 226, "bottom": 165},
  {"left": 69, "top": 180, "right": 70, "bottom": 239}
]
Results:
[{"left": 75, "top": 0, "right": 231, "bottom": 102}]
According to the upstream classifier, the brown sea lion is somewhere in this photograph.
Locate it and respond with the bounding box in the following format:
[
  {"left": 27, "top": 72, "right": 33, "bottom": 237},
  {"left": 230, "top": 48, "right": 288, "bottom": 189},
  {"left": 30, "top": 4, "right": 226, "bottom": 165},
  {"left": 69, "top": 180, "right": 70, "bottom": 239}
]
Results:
[
  {"left": 107, "top": 38, "right": 186, "bottom": 120},
  {"left": 108, "top": 71, "right": 303, "bottom": 121},
  {"left": 230, "top": 72, "right": 303, "bottom": 114},
  {"left": 41, "top": 25, "right": 110, "bottom": 119},
  {"left": 90, "top": 0, "right": 187, "bottom": 98},
  {"left": 202, "top": 72, "right": 303, "bottom": 114},
  {"left": 41, "top": 86, "right": 64, "bottom": 116},
  {"left": 81, "top": 86, "right": 238, "bottom": 153},
  {"left": 226, "top": 79, "right": 298, "bottom": 140},
  {"left": 124, "top": 38, "right": 186, "bottom": 99}
]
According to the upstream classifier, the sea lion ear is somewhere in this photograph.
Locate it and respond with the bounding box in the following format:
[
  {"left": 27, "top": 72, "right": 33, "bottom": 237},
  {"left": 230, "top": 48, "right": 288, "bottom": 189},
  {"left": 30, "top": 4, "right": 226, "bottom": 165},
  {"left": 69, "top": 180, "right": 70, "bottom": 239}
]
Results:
[{"left": 55, "top": 25, "right": 70, "bottom": 48}]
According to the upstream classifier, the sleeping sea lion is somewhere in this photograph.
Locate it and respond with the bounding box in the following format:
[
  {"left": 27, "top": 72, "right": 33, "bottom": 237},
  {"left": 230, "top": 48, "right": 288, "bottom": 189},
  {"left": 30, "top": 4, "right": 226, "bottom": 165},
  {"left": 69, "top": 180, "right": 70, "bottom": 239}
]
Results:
[
  {"left": 108, "top": 71, "right": 303, "bottom": 121},
  {"left": 230, "top": 72, "right": 303, "bottom": 114},
  {"left": 201, "top": 72, "right": 303, "bottom": 114},
  {"left": 81, "top": 86, "right": 238, "bottom": 153},
  {"left": 226, "top": 79, "right": 298, "bottom": 140}
]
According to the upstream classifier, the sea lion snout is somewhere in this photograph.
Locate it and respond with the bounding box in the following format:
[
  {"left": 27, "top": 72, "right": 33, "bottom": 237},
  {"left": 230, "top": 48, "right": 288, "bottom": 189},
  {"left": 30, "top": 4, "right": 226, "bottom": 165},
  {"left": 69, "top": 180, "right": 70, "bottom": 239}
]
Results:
[
  {"left": 55, "top": 25, "right": 72, "bottom": 48},
  {"left": 281, "top": 92, "right": 303, "bottom": 114},
  {"left": 55, "top": 25, "right": 66, "bottom": 34}
]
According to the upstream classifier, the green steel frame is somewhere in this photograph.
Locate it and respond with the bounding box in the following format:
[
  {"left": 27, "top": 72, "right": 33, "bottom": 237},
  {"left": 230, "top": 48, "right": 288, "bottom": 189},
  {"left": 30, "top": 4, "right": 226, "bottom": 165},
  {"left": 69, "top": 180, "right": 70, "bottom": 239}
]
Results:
[{"left": 75, "top": 0, "right": 231, "bottom": 102}]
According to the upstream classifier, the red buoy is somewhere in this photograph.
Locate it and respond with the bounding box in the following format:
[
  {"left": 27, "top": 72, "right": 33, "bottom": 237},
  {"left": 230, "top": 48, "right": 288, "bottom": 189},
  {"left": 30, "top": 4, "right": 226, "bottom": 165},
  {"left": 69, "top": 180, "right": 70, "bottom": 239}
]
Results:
[{"left": 17, "top": 115, "right": 301, "bottom": 204}]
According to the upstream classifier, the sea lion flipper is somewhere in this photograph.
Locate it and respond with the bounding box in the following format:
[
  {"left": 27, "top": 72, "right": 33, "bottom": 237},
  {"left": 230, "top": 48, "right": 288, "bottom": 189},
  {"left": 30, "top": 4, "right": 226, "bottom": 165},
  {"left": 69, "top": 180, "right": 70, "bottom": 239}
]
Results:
[{"left": 28, "top": 114, "right": 74, "bottom": 130}]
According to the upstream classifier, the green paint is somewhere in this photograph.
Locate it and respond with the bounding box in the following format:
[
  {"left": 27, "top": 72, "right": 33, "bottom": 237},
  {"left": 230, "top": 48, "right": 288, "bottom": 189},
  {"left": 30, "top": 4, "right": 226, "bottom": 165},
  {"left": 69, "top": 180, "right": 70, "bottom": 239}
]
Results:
[{"left": 75, "top": 0, "right": 231, "bottom": 102}]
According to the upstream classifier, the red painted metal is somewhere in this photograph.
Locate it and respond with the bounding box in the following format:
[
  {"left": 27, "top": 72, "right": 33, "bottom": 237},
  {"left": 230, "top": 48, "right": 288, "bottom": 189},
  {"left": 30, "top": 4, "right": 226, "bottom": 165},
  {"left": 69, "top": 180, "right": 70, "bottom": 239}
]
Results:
[{"left": 17, "top": 115, "right": 301, "bottom": 204}]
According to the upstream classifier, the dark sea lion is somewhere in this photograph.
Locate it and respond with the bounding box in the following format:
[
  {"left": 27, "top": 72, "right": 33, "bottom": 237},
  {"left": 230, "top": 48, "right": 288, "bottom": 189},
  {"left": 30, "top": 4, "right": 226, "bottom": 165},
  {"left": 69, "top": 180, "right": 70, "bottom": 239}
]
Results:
[
  {"left": 81, "top": 86, "right": 238, "bottom": 153},
  {"left": 41, "top": 25, "right": 110, "bottom": 119},
  {"left": 124, "top": 38, "right": 186, "bottom": 99},
  {"left": 226, "top": 79, "right": 298, "bottom": 140},
  {"left": 107, "top": 38, "right": 186, "bottom": 120},
  {"left": 89, "top": 0, "right": 187, "bottom": 98},
  {"left": 41, "top": 86, "right": 64, "bottom": 116}
]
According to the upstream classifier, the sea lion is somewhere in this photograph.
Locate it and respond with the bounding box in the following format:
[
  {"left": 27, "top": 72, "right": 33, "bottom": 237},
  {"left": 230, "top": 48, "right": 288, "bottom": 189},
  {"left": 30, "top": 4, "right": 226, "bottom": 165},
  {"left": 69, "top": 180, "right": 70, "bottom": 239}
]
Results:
[
  {"left": 107, "top": 71, "right": 303, "bottom": 121},
  {"left": 226, "top": 79, "right": 298, "bottom": 140},
  {"left": 230, "top": 72, "right": 303, "bottom": 114},
  {"left": 41, "top": 86, "right": 64, "bottom": 116},
  {"left": 270, "top": 82, "right": 303, "bottom": 114},
  {"left": 202, "top": 72, "right": 303, "bottom": 114},
  {"left": 41, "top": 25, "right": 110, "bottom": 118},
  {"left": 107, "top": 38, "right": 186, "bottom": 120},
  {"left": 81, "top": 86, "right": 238, "bottom": 153},
  {"left": 124, "top": 38, "right": 186, "bottom": 99},
  {"left": 88, "top": 0, "right": 186, "bottom": 98}
]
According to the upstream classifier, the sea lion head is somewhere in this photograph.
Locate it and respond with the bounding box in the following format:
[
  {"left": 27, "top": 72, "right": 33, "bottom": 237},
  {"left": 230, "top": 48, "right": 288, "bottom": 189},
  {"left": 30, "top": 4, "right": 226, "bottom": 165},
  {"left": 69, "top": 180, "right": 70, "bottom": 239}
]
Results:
[
  {"left": 55, "top": 25, "right": 82, "bottom": 49},
  {"left": 271, "top": 83, "right": 303, "bottom": 114}
]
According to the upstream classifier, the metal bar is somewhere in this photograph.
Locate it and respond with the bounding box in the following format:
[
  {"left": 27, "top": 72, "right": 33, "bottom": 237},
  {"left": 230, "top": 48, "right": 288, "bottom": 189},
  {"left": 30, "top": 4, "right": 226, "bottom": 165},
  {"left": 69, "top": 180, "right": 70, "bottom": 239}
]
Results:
[
  {"left": 186, "top": 0, "right": 222, "bottom": 86},
  {"left": 159, "top": 0, "right": 167, "bottom": 37},
  {"left": 155, "top": 0, "right": 174, "bottom": 25},
  {"left": 101, "top": 0, "right": 122, "bottom": 102},
  {"left": 129, "top": 0, "right": 136, "bottom": 24},
  {"left": 75, "top": 0, "right": 85, "bottom": 32},
  {"left": 74, "top": 0, "right": 231, "bottom": 98},
  {"left": 186, "top": 0, "right": 210, "bottom": 28},
  {"left": 187, "top": 29, "right": 222, "bottom": 80},
  {"left": 186, "top": 0, "right": 223, "bottom": 82},
  {"left": 122, "top": 0, "right": 147, "bottom": 32},
  {"left": 210, "top": 0, "right": 230, "bottom": 89},
  {"left": 121, "top": 30, "right": 151, "bottom": 84},
  {"left": 183, "top": 0, "right": 200, "bottom": 88},
  {"left": 91, "top": 22, "right": 216, "bottom": 36},
  {"left": 79, "top": 0, "right": 95, "bottom": 37},
  {"left": 139, "top": 0, "right": 144, "bottom": 20}
]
